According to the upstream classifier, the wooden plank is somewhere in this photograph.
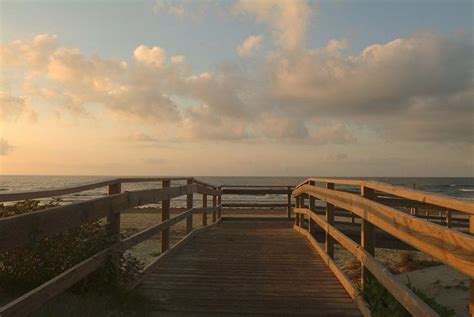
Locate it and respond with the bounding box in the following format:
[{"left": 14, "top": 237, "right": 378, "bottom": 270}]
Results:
[
  {"left": 195, "top": 184, "right": 220, "bottom": 196},
  {"left": 0, "top": 177, "right": 196, "bottom": 202},
  {"left": 0, "top": 193, "right": 129, "bottom": 253},
  {"left": 293, "top": 185, "right": 474, "bottom": 277},
  {"left": 212, "top": 195, "right": 217, "bottom": 223},
  {"left": 186, "top": 179, "right": 193, "bottom": 234},
  {"left": 130, "top": 219, "right": 222, "bottom": 289},
  {"left": 470, "top": 215, "right": 474, "bottom": 316},
  {"left": 360, "top": 186, "right": 375, "bottom": 291},
  {"left": 0, "top": 247, "right": 109, "bottom": 316},
  {"left": 202, "top": 194, "right": 207, "bottom": 226},
  {"left": 301, "top": 178, "right": 474, "bottom": 214},
  {"left": 222, "top": 203, "right": 292, "bottom": 208},
  {"left": 287, "top": 186, "right": 292, "bottom": 219},
  {"left": 161, "top": 180, "right": 171, "bottom": 253},
  {"left": 294, "top": 208, "right": 438, "bottom": 317},
  {"left": 222, "top": 189, "right": 291, "bottom": 195},
  {"left": 106, "top": 183, "right": 122, "bottom": 242},
  {"left": 0, "top": 184, "right": 204, "bottom": 253},
  {"left": 293, "top": 225, "right": 371, "bottom": 317},
  {"left": 326, "top": 182, "right": 335, "bottom": 258},
  {"left": 137, "top": 220, "right": 361, "bottom": 316}
]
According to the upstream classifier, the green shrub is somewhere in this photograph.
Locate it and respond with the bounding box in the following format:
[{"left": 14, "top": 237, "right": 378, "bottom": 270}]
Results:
[
  {"left": 362, "top": 276, "right": 455, "bottom": 317},
  {"left": 0, "top": 199, "right": 143, "bottom": 295}
]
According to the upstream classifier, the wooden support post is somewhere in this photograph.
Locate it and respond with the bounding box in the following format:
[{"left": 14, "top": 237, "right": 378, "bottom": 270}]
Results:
[
  {"left": 361, "top": 185, "right": 375, "bottom": 291},
  {"left": 308, "top": 181, "right": 315, "bottom": 233},
  {"left": 202, "top": 194, "right": 207, "bottom": 226},
  {"left": 161, "top": 179, "right": 171, "bottom": 253},
  {"left": 300, "top": 195, "right": 306, "bottom": 229},
  {"left": 446, "top": 210, "right": 452, "bottom": 228},
  {"left": 287, "top": 186, "right": 292, "bottom": 219},
  {"left": 212, "top": 195, "right": 217, "bottom": 223},
  {"left": 186, "top": 178, "right": 193, "bottom": 234},
  {"left": 107, "top": 182, "right": 121, "bottom": 241},
  {"left": 217, "top": 188, "right": 222, "bottom": 219},
  {"left": 470, "top": 215, "right": 474, "bottom": 316},
  {"left": 295, "top": 196, "right": 300, "bottom": 226},
  {"left": 326, "top": 182, "right": 335, "bottom": 258}
]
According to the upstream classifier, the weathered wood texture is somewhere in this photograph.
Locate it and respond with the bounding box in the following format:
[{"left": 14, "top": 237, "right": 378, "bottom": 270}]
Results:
[{"left": 138, "top": 220, "right": 361, "bottom": 316}]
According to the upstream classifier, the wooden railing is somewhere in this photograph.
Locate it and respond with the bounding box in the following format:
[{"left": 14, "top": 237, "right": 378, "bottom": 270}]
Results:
[
  {"left": 0, "top": 177, "right": 222, "bottom": 316},
  {"left": 221, "top": 185, "right": 294, "bottom": 218},
  {"left": 292, "top": 178, "right": 474, "bottom": 317}
]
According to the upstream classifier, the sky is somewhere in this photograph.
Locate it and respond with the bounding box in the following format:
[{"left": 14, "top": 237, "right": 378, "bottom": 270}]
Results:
[{"left": 0, "top": 0, "right": 473, "bottom": 176}]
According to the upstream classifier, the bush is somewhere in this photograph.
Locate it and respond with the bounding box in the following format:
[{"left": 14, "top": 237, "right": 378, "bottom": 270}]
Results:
[
  {"left": 362, "top": 276, "right": 455, "bottom": 317},
  {"left": 0, "top": 199, "right": 144, "bottom": 295}
]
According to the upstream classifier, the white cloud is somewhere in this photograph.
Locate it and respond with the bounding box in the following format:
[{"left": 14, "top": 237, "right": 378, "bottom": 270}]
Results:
[
  {"left": 133, "top": 45, "right": 167, "bottom": 67},
  {"left": 237, "top": 35, "right": 263, "bottom": 57},
  {"left": 171, "top": 55, "right": 185, "bottom": 63},
  {"left": 234, "top": 0, "right": 312, "bottom": 51}
]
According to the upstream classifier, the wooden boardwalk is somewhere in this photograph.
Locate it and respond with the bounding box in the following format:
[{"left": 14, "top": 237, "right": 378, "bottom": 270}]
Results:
[{"left": 138, "top": 219, "right": 362, "bottom": 316}]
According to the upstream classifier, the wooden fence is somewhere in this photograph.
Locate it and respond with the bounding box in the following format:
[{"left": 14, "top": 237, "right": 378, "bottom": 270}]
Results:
[
  {"left": 220, "top": 185, "right": 294, "bottom": 218},
  {"left": 0, "top": 177, "right": 222, "bottom": 316},
  {"left": 292, "top": 178, "right": 474, "bottom": 317}
]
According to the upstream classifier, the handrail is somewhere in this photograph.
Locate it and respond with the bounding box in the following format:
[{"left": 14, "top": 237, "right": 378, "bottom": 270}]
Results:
[
  {"left": 292, "top": 179, "right": 474, "bottom": 316},
  {"left": 296, "top": 178, "right": 474, "bottom": 214},
  {"left": 0, "top": 177, "right": 196, "bottom": 202},
  {"left": 0, "top": 178, "right": 222, "bottom": 316}
]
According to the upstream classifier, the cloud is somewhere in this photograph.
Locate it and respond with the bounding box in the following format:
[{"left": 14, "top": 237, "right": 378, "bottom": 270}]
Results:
[
  {"left": 133, "top": 45, "right": 167, "bottom": 67},
  {"left": 153, "top": 0, "right": 218, "bottom": 20},
  {"left": 127, "top": 132, "right": 161, "bottom": 143},
  {"left": 237, "top": 35, "right": 263, "bottom": 57},
  {"left": 1, "top": 31, "right": 472, "bottom": 145},
  {"left": 0, "top": 138, "right": 14, "bottom": 155},
  {"left": 234, "top": 0, "right": 313, "bottom": 51}
]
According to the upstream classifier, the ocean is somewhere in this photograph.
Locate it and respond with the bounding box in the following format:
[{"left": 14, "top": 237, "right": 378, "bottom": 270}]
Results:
[{"left": 0, "top": 176, "right": 473, "bottom": 207}]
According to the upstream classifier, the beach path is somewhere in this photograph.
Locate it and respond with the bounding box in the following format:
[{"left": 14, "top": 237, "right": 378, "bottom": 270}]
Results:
[{"left": 138, "top": 219, "right": 361, "bottom": 316}]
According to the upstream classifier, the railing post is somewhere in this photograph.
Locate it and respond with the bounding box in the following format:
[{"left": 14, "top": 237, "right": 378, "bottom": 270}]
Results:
[
  {"left": 361, "top": 185, "right": 375, "bottom": 291},
  {"left": 186, "top": 178, "right": 193, "bottom": 234},
  {"left": 446, "top": 210, "right": 452, "bottom": 228},
  {"left": 325, "top": 182, "right": 335, "bottom": 258},
  {"left": 300, "top": 195, "right": 306, "bottom": 229},
  {"left": 217, "top": 187, "right": 222, "bottom": 219},
  {"left": 295, "top": 195, "right": 300, "bottom": 226},
  {"left": 308, "top": 181, "right": 315, "bottom": 233},
  {"left": 202, "top": 194, "right": 207, "bottom": 226},
  {"left": 470, "top": 215, "right": 474, "bottom": 316},
  {"left": 161, "top": 179, "right": 171, "bottom": 253},
  {"left": 287, "top": 186, "right": 292, "bottom": 219},
  {"left": 212, "top": 195, "right": 217, "bottom": 223},
  {"left": 107, "top": 182, "right": 122, "bottom": 242}
]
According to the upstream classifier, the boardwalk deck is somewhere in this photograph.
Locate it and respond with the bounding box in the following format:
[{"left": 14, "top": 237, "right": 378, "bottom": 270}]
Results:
[{"left": 138, "top": 219, "right": 362, "bottom": 316}]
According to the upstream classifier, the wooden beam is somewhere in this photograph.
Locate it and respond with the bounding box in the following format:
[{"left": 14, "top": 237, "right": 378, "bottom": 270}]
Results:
[
  {"left": 202, "top": 194, "right": 207, "bottom": 226},
  {"left": 470, "top": 215, "right": 474, "bottom": 316},
  {"left": 287, "top": 186, "right": 292, "bottom": 219},
  {"left": 361, "top": 185, "right": 375, "bottom": 291},
  {"left": 161, "top": 180, "right": 171, "bottom": 253},
  {"left": 217, "top": 190, "right": 222, "bottom": 219},
  {"left": 293, "top": 225, "right": 371, "bottom": 317},
  {"left": 107, "top": 182, "right": 122, "bottom": 242},
  {"left": 294, "top": 208, "right": 438, "bottom": 317},
  {"left": 293, "top": 185, "right": 474, "bottom": 278},
  {"left": 212, "top": 195, "right": 217, "bottom": 223},
  {"left": 326, "top": 182, "right": 335, "bottom": 258},
  {"left": 186, "top": 179, "right": 193, "bottom": 234},
  {"left": 298, "top": 178, "right": 474, "bottom": 214},
  {"left": 222, "top": 189, "right": 292, "bottom": 195}
]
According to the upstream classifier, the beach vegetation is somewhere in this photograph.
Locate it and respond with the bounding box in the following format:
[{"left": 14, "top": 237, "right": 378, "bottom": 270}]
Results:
[
  {"left": 363, "top": 275, "right": 455, "bottom": 317},
  {"left": 0, "top": 199, "right": 143, "bottom": 296}
]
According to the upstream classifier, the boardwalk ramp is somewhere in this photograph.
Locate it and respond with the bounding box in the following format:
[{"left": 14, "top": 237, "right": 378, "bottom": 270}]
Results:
[{"left": 138, "top": 219, "right": 361, "bottom": 316}]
